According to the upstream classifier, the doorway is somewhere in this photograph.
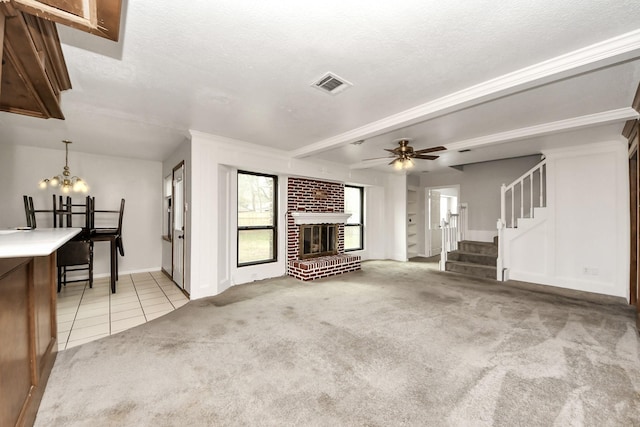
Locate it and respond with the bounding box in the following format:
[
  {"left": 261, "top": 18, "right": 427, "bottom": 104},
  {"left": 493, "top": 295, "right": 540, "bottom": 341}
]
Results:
[
  {"left": 172, "top": 162, "right": 186, "bottom": 290},
  {"left": 425, "top": 185, "right": 460, "bottom": 257}
]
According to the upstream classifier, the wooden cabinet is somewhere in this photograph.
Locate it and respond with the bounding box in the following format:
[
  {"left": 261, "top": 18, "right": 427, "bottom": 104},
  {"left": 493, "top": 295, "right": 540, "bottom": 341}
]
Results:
[
  {"left": 0, "top": 254, "right": 57, "bottom": 427},
  {"left": 0, "top": 0, "right": 122, "bottom": 119},
  {"left": 5, "top": 0, "right": 123, "bottom": 41},
  {"left": 0, "top": 7, "right": 71, "bottom": 119}
]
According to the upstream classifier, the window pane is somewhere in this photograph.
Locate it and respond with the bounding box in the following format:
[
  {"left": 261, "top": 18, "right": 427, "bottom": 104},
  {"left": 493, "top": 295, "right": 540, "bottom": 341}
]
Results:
[
  {"left": 238, "top": 173, "right": 274, "bottom": 227},
  {"left": 344, "top": 186, "right": 361, "bottom": 225},
  {"left": 238, "top": 229, "right": 275, "bottom": 264},
  {"left": 344, "top": 225, "right": 362, "bottom": 251}
]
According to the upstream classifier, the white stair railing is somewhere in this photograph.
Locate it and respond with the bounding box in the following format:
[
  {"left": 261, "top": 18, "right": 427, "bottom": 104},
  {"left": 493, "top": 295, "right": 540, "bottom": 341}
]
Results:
[
  {"left": 439, "top": 212, "right": 459, "bottom": 271},
  {"left": 500, "top": 159, "right": 547, "bottom": 229},
  {"left": 497, "top": 159, "right": 547, "bottom": 280}
]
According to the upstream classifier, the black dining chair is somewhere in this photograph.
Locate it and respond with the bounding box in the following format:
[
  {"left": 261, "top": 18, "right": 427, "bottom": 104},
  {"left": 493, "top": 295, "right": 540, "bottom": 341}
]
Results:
[
  {"left": 88, "top": 198, "right": 125, "bottom": 257},
  {"left": 87, "top": 198, "right": 125, "bottom": 292},
  {"left": 57, "top": 239, "right": 94, "bottom": 292},
  {"left": 23, "top": 195, "right": 57, "bottom": 228},
  {"left": 24, "top": 194, "right": 95, "bottom": 292}
]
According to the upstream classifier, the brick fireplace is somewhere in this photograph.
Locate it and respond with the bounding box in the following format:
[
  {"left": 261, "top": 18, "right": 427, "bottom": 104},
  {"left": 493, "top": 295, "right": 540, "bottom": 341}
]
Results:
[{"left": 287, "top": 177, "right": 361, "bottom": 281}]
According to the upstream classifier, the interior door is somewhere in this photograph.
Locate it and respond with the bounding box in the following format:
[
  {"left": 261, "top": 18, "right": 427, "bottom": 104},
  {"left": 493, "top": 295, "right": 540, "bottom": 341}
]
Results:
[
  {"left": 427, "top": 189, "right": 441, "bottom": 256},
  {"left": 172, "top": 163, "right": 185, "bottom": 289}
]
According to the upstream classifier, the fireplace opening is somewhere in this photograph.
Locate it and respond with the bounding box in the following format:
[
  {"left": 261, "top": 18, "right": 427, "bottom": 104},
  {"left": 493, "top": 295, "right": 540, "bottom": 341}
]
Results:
[{"left": 299, "top": 224, "right": 338, "bottom": 259}]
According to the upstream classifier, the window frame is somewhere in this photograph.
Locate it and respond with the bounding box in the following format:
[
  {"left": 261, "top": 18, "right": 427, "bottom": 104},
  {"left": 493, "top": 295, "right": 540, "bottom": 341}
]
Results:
[
  {"left": 237, "top": 170, "right": 278, "bottom": 267},
  {"left": 344, "top": 185, "right": 364, "bottom": 252}
]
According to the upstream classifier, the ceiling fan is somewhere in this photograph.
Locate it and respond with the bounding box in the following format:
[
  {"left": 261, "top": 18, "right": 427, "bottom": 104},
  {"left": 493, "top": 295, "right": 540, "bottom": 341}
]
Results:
[{"left": 364, "top": 139, "right": 446, "bottom": 170}]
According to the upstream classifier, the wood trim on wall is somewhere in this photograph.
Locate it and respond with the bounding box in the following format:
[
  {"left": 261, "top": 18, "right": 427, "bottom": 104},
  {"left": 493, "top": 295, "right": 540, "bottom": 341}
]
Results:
[
  {"left": 630, "top": 147, "right": 637, "bottom": 306},
  {"left": 622, "top": 83, "right": 640, "bottom": 140},
  {"left": 623, "top": 81, "right": 640, "bottom": 331},
  {"left": 635, "top": 122, "right": 640, "bottom": 330}
]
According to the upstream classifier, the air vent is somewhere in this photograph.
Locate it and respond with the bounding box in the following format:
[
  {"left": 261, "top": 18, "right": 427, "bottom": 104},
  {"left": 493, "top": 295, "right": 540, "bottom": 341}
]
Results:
[{"left": 312, "top": 72, "right": 353, "bottom": 95}]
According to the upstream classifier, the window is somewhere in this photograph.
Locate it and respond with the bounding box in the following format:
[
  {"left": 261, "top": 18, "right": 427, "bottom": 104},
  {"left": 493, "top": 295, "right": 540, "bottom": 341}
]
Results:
[
  {"left": 344, "top": 185, "right": 364, "bottom": 251},
  {"left": 237, "top": 171, "right": 277, "bottom": 266}
]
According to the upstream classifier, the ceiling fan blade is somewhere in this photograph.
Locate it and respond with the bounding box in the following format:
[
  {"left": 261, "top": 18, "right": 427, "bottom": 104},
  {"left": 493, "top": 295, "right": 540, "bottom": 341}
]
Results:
[
  {"left": 414, "top": 146, "right": 446, "bottom": 155},
  {"left": 361, "top": 155, "right": 393, "bottom": 161},
  {"left": 413, "top": 154, "right": 439, "bottom": 160},
  {"left": 384, "top": 148, "right": 399, "bottom": 154},
  {"left": 350, "top": 158, "right": 392, "bottom": 170}
]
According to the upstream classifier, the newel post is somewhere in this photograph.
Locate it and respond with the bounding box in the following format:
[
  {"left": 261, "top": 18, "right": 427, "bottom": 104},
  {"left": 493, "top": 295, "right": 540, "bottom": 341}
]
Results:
[
  {"left": 439, "top": 219, "right": 447, "bottom": 271},
  {"left": 500, "top": 183, "right": 506, "bottom": 227},
  {"left": 496, "top": 218, "right": 505, "bottom": 281}
]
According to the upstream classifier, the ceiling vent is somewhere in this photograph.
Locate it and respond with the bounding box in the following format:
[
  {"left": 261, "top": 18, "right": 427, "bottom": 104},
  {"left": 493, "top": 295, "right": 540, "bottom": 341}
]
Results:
[{"left": 312, "top": 72, "right": 352, "bottom": 95}]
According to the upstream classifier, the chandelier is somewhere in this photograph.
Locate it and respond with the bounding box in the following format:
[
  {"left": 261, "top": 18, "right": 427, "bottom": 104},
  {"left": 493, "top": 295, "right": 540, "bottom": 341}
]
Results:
[{"left": 39, "top": 140, "right": 88, "bottom": 193}]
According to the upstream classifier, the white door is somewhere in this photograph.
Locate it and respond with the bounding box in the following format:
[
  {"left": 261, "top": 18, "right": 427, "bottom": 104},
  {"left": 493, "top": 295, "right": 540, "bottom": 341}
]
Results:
[
  {"left": 172, "top": 164, "right": 185, "bottom": 289},
  {"left": 427, "top": 189, "right": 442, "bottom": 256}
]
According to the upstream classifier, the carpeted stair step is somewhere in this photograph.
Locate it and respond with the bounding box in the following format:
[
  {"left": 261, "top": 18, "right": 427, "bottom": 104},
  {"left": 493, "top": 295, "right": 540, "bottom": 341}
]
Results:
[
  {"left": 447, "top": 250, "right": 497, "bottom": 266},
  {"left": 445, "top": 260, "right": 497, "bottom": 280},
  {"left": 458, "top": 240, "right": 498, "bottom": 257}
]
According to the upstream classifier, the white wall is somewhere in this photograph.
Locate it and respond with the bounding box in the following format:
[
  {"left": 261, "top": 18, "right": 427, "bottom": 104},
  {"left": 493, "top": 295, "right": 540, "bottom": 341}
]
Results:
[
  {"left": 0, "top": 144, "right": 162, "bottom": 276},
  {"left": 504, "top": 140, "right": 629, "bottom": 299},
  {"left": 420, "top": 155, "right": 542, "bottom": 241},
  {"left": 187, "top": 131, "right": 396, "bottom": 299},
  {"left": 386, "top": 173, "right": 408, "bottom": 261},
  {"left": 363, "top": 185, "right": 387, "bottom": 260}
]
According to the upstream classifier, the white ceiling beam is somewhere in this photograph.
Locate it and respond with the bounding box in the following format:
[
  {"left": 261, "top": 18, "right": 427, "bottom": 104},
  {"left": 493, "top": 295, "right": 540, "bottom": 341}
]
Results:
[
  {"left": 292, "top": 29, "right": 640, "bottom": 159},
  {"left": 445, "top": 107, "right": 638, "bottom": 151},
  {"left": 348, "top": 107, "right": 638, "bottom": 170}
]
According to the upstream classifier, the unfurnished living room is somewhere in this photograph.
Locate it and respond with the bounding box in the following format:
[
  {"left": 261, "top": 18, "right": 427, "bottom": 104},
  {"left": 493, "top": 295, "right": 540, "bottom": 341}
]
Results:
[{"left": 1, "top": 1, "right": 640, "bottom": 426}]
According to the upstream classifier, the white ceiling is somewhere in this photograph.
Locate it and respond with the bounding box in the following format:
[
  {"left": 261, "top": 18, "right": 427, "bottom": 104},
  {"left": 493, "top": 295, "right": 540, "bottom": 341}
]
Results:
[{"left": 1, "top": 0, "right": 639, "bottom": 174}]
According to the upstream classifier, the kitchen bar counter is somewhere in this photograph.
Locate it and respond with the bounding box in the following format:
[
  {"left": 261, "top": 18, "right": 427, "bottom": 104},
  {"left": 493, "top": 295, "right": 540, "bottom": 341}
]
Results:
[
  {"left": 0, "top": 228, "right": 79, "bottom": 427},
  {"left": 0, "top": 228, "right": 81, "bottom": 258}
]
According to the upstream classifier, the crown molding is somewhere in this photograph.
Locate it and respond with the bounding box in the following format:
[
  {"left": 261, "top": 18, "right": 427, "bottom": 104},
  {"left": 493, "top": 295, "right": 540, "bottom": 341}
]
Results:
[
  {"left": 445, "top": 108, "right": 638, "bottom": 152},
  {"left": 292, "top": 29, "right": 640, "bottom": 159}
]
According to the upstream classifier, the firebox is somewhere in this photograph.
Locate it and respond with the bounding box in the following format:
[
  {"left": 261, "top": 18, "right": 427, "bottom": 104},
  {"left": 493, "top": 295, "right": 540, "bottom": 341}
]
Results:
[{"left": 299, "top": 224, "right": 338, "bottom": 259}]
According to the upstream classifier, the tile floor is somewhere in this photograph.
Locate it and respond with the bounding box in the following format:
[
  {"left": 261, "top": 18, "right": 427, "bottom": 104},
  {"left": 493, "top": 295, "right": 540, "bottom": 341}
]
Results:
[{"left": 57, "top": 271, "right": 189, "bottom": 351}]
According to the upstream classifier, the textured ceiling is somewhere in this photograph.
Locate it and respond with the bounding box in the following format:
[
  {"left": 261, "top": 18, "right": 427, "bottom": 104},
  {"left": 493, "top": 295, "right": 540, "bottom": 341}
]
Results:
[{"left": 0, "top": 0, "right": 639, "bottom": 172}]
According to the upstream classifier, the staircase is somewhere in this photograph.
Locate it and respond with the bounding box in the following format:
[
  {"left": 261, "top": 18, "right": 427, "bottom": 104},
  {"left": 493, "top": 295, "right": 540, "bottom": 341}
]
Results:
[
  {"left": 445, "top": 239, "right": 497, "bottom": 279},
  {"left": 439, "top": 158, "right": 547, "bottom": 281}
]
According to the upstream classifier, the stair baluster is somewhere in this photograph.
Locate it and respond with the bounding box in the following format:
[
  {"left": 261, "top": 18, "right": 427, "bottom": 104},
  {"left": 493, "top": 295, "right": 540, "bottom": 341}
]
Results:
[
  {"left": 500, "top": 159, "right": 547, "bottom": 229},
  {"left": 497, "top": 159, "right": 547, "bottom": 281}
]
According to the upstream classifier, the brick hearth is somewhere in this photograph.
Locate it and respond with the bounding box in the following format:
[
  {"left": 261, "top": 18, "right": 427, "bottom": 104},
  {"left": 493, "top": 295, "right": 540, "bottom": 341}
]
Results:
[
  {"left": 288, "top": 254, "right": 361, "bottom": 281},
  {"left": 287, "top": 177, "right": 361, "bottom": 280}
]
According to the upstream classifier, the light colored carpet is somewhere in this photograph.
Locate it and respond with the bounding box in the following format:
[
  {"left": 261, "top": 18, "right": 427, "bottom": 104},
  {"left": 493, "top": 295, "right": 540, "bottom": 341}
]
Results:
[{"left": 35, "top": 260, "right": 640, "bottom": 426}]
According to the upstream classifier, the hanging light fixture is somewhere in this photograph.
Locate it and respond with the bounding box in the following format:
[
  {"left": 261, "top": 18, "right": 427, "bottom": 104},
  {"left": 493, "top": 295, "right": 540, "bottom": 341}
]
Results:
[
  {"left": 392, "top": 155, "right": 414, "bottom": 170},
  {"left": 39, "top": 140, "right": 88, "bottom": 193}
]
